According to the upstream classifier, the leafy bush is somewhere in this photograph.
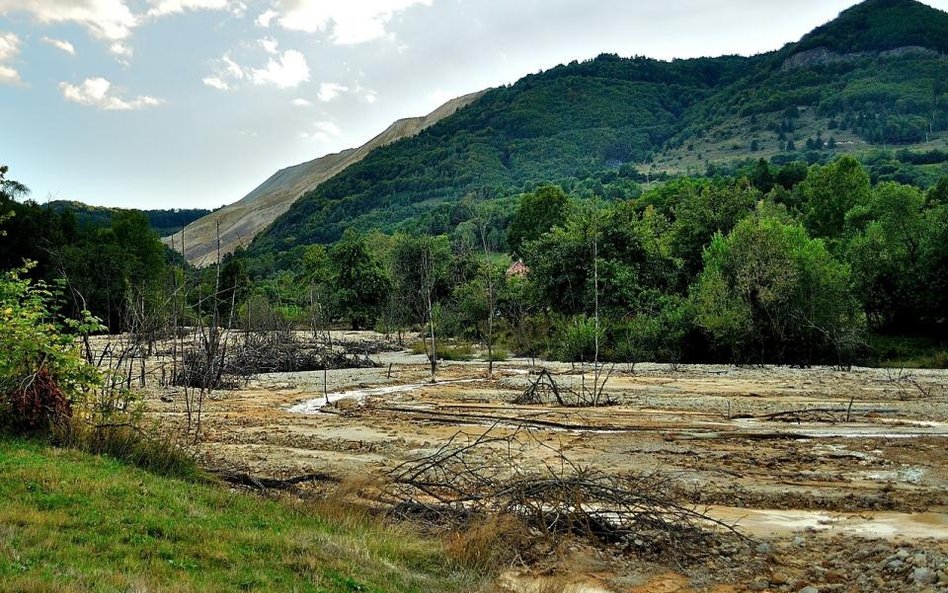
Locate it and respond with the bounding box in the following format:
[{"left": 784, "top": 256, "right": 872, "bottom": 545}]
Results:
[
  {"left": 410, "top": 341, "right": 475, "bottom": 361},
  {"left": 0, "top": 264, "right": 101, "bottom": 434}
]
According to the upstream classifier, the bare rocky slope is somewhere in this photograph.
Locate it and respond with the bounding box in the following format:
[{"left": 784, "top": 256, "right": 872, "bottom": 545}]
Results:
[{"left": 163, "top": 90, "right": 485, "bottom": 266}]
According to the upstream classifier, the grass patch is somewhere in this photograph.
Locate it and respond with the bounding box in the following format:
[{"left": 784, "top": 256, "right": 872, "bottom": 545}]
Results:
[
  {"left": 0, "top": 437, "right": 477, "bottom": 593},
  {"left": 481, "top": 347, "right": 509, "bottom": 362},
  {"left": 409, "top": 341, "right": 474, "bottom": 361},
  {"left": 871, "top": 334, "right": 948, "bottom": 369}
]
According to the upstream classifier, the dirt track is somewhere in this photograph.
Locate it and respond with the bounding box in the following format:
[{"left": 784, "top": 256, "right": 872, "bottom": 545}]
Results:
[{"left": 139, "top": 339, "right": 948, "bottom": 592}]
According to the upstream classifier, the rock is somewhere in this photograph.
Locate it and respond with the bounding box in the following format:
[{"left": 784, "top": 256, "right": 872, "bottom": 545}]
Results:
[
  {"left": 912, "top": 567, "right": 936, "bottom": 585},
  {"left": 756, "top": 542, "right": 774, "bottom": 555},
  {"left": 793, "top": 536, "right": 806, "bottom": 547},
  {"left": 823, "top": 570, "right": 845, "bottom": 584},
  {"left": 937, "top": 570, "right": 948, "bottom": 585},
  {"left": 799, "top": 586, "right": 819, "bottom": 593},
  {"left": 770, "top": 572, "right": 790, "bottom": 586},
  {"left": 897, "top": 549, "right": 910, "bottom": 560},
  {"left": 886, "top": 559, "right": 904, "bottom": 571},
  {"left": 749, "top": 581, "right": 769, "bottom": 591}
]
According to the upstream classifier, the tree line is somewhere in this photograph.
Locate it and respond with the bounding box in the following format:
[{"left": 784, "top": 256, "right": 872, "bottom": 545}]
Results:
[{"left": 2, "top": 158, "right": 946, "bottom": 368}]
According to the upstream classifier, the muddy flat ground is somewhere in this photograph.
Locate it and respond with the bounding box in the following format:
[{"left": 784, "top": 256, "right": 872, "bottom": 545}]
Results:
[{"left": 138, "top": 335, "right": 948, "bottom": 592}]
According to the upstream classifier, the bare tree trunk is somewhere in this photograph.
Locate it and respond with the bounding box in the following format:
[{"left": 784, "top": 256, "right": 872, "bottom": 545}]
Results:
[{"left": 427, "top": 285, "right": 437, "bottom": 383}]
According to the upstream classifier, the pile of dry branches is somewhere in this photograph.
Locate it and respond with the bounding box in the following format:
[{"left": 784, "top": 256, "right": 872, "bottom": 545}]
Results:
[
  {"left": 173, "top": 332, "right": 380, "bottom": 389},
  {"left": 378, "top": 427, "right": 742, "bottom": 559}
]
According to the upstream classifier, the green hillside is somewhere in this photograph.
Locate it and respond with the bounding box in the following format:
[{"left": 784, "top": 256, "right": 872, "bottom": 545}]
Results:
[
  {"left": 789, "top": 0, "right": 948, "bottom": 55},
  {"left": 251, "top": 0, "right": 948, "bottom": 256},
  {"left": 46, "top": 201, "right": 212, "bottom": 237}
]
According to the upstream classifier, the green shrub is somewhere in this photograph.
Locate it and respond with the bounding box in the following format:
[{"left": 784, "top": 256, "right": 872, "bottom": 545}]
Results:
[
  {"left": 410, "top": 341, "right": 475, "bottom": 361},
  {"left": 0, "top": 264, "right": 102, "bottom": 435},
  {"left": 483, "top": 346, "right": 509, "bottom": 362}
]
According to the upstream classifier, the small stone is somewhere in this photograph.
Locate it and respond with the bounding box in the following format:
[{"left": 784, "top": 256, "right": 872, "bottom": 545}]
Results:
[
  {"left": 824, "top": 570, "right": 845, "bottom": 584},
  {"left": 799, "top": 586, "right": 819, "bottom": 593},
  {"left": 897, "top": 549, "right": 910, "bottom": 559},
  {"left": 770, "top": 572, "right": 790, "bottom": 586},
  {"left": 912, "top": 567, "right": 936, "bottom": 585},
  {"left": 749, "top": 581, "right": 768, "bottom": 591},
  {"left": 756, "top": 542, "right": 774, "bottom": 555},
  {"left": 886, "top": 559, "right": 904, "bottom": 571},
  {"left": 793, "top": 536, "right": 806, "bottom": 547}
]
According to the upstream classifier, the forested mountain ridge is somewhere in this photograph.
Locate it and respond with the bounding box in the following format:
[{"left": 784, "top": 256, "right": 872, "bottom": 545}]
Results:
[
  {"left": 249, "top": 0, "right": 948, "bottom": 258},
  {"left": 45, "top": 201, "right": 210, "bottom": 237}
]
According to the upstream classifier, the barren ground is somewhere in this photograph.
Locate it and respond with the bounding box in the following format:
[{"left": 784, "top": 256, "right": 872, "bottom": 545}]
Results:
[{"left": 131, "top": 333, "right": 947, "bottom": 592}]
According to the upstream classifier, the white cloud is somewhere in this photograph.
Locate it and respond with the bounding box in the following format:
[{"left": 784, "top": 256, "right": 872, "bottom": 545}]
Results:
[
  {"left": 251, "top": 49, "right": 309, "bottom": 89},
  {"left": 0, "top": 0, "right": 137, "bottom": 41},
  {"left": 109, "top": 41, "right": 133, "bottom": 59},
  {"left": 292, "top": 97, "right": 311, "bottom": 107},
  {"left": 300, "top": 120, "right": 342, "bottom": 142},
  {"left": 42, "top": 36, "right": 76, "bottom": 55},
  {"left": 258, "top": 37, "right": 278, "bottom": 54},
  {"left": 0, "top": 32, "right": 22, "bottom": 85},
  {"left": 363, "top": 90, "right": 377, "bottom": 104},
  {"left": 255, "top": 8, "right": 277, "bottom": 27},
  {"left": 202, "top": 75, "right": 230, "bottom": 90},
  {"left": 203, "top": 53, "right": 244, "bottom": 91},
  {"left": 59, "top": 77, "right": 163, "bottom": 110},
  {"left": 275, "top": 0, "right": 433, "bottom": 44},
  {"left": 317, "top": 81, "right": 348, "bottom": 102},
  {"left": 0, "top": 0, "right": 229, "bottom": 60},
  {"left": 147, "top": 0, "right": 227, "bottom": 17},
  {"left": 222, "top": 54, "right": 245, "bottom": 80},
  {"left": 206, "top": 48, "right": 308, "bottom": 91}
]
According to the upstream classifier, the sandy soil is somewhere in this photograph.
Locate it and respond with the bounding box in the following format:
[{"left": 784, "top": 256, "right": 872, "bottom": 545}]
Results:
[{"left": 132, "top": 335, "right": 948, "bottom": 592}]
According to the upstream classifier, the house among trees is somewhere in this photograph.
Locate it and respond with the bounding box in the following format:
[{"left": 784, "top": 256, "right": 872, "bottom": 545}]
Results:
[{"left": 506, "top": 259, "right": 530, "bottom": 279}]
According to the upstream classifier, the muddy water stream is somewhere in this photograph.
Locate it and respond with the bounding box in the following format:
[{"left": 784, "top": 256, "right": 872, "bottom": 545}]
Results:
[{"left": 286, "top": 379, "right": 480, "bottom": 414}]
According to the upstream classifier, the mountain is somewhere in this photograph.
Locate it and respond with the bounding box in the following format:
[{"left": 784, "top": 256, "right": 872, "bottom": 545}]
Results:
[
  {"left": 788, "top": 0, "right": 948, "bottom": 56},
  {"left": 242, "top": 0, "right": 947, "bottom": 259},
  {"left": 164, "top": 91, "right": 485, "bottom": 266},
  {"left": 46, "top": 200, "right": 210, "bottom": 237}
]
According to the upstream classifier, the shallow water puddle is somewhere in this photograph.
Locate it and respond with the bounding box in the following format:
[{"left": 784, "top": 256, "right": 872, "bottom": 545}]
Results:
[
  {"left": 706, "top": 506, "right": 948, "bottom": 540},
  {"left": 731, "top": 418, "right": 948, "bottom": 439}
]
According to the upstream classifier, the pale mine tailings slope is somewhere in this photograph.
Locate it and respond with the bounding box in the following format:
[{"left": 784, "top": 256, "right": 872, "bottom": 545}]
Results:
[{"left": 164, "top": 90, "right": 486, "bottom": 266}]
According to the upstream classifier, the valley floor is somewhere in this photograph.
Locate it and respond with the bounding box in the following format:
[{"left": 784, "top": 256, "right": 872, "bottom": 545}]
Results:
[{"left": 35, "top": 334, "right": 948, "bottom": 592}]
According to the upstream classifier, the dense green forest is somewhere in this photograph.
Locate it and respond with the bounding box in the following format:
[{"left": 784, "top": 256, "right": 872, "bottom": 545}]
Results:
[
  {"left": 4, "top": 156, "right": 945, "bottom": 367},
  {"left": 46, "top": 200, "right": 211, "bottom": 237}
]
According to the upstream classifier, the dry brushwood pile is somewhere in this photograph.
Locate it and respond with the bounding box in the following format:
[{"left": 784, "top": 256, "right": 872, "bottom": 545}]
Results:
[
  {"left": 513, "top": 368, "right": 617, "bottom": 408},
  {"left": 378, "top": 427, "right": 744, "bottom": 560},
  {"left": 173, "top": 332, "right": 381, "bottom": 388},
  {"left": 2, "top": 368, "right": 72, "bottom": 431}
]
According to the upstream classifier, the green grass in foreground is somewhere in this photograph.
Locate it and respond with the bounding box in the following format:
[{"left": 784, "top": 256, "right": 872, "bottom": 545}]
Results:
[{"left": 0, "top": 437, "right": 475, "bottom": 593}]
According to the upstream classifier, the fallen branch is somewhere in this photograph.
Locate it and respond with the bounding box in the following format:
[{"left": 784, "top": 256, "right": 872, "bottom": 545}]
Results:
[
  {"left": 377, "top": 426, "right": 747, "bottom": 561},
  {"left": 211, "top": 468, "right": 341, "bottom": 491}
]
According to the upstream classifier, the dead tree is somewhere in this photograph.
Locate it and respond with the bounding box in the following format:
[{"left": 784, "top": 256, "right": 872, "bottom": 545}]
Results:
[
  {"left": 514, "top": 368, "right": 617, "bottom": 408},
  {"left": 419, "top": 241, "right": 439, "bottom": 383}
]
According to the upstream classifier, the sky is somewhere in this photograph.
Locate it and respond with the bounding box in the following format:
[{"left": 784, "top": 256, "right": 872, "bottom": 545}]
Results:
[{"left": 1, "top": 0, "right": 946, "bottom": 210}]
